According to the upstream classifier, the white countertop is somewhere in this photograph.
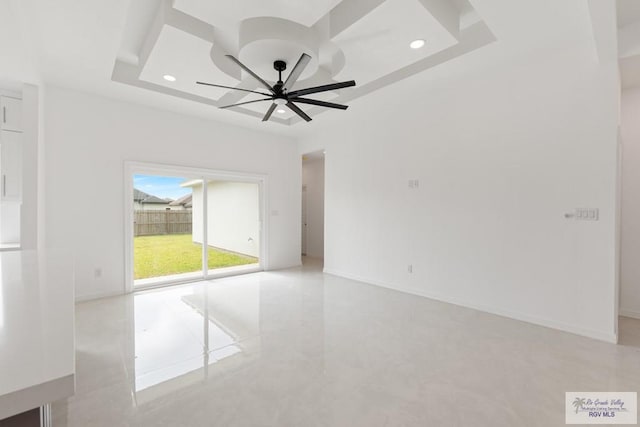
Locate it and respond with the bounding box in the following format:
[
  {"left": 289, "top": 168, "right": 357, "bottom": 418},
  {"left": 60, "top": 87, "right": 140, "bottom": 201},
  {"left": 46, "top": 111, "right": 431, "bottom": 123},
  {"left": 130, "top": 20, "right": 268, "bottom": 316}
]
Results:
[{"left": 0, "top": 250, "right": 75, "bottom": 419}]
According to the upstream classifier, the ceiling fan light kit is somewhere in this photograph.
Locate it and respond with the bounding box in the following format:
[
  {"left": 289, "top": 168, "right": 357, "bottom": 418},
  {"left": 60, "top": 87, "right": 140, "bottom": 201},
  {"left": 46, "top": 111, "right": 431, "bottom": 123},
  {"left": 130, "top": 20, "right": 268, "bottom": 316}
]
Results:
[{"left": 197, "top": 53, "right": 356, "bottom": 123}]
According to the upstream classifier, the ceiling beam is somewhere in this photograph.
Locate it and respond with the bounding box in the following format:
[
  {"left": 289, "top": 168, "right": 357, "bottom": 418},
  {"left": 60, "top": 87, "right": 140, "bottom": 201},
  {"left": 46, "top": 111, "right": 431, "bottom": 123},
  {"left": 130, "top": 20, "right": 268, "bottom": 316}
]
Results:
[
  {"left": 416, "top": 0, "right": 460, "bottom": 40},
  {"left": 327, "top": 0, "right": 386, "bottom": 39}
]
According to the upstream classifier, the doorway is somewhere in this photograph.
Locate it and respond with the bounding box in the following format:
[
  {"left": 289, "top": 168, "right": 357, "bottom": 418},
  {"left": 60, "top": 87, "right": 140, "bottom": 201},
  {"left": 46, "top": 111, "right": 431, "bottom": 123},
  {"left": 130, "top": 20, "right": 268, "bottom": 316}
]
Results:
[
  {"left": 125, "top": 162, "right": 266, "bottom": 291},
  {"left": 301, "top": 151, "right": 325, "bottom": 265}
]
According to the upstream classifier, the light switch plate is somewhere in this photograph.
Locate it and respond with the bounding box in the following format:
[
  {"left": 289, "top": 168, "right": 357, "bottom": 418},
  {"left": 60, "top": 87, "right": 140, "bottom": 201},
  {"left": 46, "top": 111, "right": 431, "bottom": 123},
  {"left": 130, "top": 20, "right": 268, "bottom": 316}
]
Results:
[{"left": 574, "top": 208, "right": 599, "bottom": 221}]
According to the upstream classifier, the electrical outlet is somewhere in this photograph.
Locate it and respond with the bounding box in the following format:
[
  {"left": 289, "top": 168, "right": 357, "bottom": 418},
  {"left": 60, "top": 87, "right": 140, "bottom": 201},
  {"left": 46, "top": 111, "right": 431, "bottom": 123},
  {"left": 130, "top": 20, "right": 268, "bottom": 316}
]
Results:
[{"left": 94, "top": 268, "right": 102, "bottom": 279}]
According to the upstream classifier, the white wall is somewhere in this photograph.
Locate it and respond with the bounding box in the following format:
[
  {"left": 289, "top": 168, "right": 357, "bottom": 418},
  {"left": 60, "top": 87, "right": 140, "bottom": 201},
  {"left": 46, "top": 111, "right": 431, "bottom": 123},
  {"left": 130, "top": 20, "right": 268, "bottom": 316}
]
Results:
[
  {"left": 45, "top": 87, "right": 300, "bottom": 300},
  {"left": 192, "top": 181, "right": 260, "bottom": 257},
  {"left": 0, "top": 0, "right": 41, "bottom": 88},
  {"left": 620, "top": 88, "right": 640, "bottom": 319},
  {"left": 302, "top": 158, "right": 324, "bottom": 258},
  {"left": 300, "top": 46, "right": 619, "bottom": 342}
]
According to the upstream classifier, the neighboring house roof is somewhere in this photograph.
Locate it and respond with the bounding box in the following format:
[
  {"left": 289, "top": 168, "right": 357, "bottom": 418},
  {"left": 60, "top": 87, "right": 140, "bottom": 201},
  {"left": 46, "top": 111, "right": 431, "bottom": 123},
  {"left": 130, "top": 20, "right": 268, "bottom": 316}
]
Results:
[
  {"left": 133, "top": 188, "right": 172, "bottom": 204},
  {"left": 169, "top": 194, "right": 192, "bottom": 208},
  {"left": 142, "top": 195, "right": 170, "bottom": 204},
  {"left": 133, "top": 188, "right": 150, "bottom": 201}
]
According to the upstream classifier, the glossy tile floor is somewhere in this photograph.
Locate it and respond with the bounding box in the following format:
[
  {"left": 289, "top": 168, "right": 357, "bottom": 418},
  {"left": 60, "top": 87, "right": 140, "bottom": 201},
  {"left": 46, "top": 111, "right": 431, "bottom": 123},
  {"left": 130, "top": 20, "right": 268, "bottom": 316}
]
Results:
[{"left": 53, "top": 259, "right": 640, "bottom": 426}]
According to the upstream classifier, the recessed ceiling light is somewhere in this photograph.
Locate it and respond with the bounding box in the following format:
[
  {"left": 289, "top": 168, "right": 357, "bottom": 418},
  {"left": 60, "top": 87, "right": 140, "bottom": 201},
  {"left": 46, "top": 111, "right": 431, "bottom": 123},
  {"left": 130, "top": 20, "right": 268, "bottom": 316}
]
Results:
[
  {"left": 163, "top": 74, "right": 176, "bottom": 82},
  {"left": 410, "top": 39, "right": 425, "bottom": 49},
  {"left": 277, "top": 109, "right": 286, "bottom": 114}
]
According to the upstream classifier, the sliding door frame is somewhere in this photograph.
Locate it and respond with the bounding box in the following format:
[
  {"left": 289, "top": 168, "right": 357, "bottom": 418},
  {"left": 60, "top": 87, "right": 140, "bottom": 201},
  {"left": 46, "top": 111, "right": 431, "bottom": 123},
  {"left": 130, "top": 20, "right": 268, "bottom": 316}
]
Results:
[{"left": 123, "top": 161, "right": 269, "bottom": 294}]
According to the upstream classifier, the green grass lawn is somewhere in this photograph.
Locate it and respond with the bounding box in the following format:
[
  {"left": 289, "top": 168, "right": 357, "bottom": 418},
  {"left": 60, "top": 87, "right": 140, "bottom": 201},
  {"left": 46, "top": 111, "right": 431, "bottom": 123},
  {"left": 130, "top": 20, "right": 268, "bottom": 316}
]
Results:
[{"left": 134, "top": 234, "right": 258, "bottom": 280}]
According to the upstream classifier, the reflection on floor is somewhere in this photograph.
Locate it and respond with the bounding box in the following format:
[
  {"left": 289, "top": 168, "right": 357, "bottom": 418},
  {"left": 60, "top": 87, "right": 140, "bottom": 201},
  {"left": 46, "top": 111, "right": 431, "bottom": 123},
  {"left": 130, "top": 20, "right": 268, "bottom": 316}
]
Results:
[
  {"left": 54, "top": 259, "right": 640, "bottom": 426},
  {"left": 133, "top": 286, "right": 245, "bottom": 397}
]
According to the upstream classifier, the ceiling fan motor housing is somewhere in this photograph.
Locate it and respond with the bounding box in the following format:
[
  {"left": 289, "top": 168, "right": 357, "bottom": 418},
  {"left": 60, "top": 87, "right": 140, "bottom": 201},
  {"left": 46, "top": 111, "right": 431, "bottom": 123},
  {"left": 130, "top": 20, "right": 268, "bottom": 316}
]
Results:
[{"left": 273, "top": 60, "right": 287, "bottom": 72}]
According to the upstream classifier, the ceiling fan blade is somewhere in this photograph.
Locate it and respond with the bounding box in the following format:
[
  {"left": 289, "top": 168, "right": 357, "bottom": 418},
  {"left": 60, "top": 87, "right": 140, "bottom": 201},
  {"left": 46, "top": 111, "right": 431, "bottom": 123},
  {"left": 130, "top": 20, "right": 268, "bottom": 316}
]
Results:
[
  {"left": 225, "top": 55, "right": 275, "bottom": 93},
  {"left": 288, "top": 80, "right": 356, "bottom": 98},
  {"left": 196, "top": 82, "right": 271, "bottom": 96},
  {"left": 282, "top": 53, "right": 311, "bottom": 92},
  {"left": 286, "top": 102, "right": 312, "bottom": 122},
  {"left": 290, "top": 98, "right": 348, "bottom": 110},
  {"left": 262, "top": 103, "right": 277, "bottom": 122},
  {"left": 220, "top": 98, "right": 272, "bottom": 109}
]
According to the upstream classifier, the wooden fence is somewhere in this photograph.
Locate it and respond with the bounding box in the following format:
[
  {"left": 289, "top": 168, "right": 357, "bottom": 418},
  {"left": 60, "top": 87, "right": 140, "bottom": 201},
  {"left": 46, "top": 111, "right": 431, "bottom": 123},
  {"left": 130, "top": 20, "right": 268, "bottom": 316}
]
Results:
[{"left": 134, "top": 210, "right": 192, "bottom": 236}]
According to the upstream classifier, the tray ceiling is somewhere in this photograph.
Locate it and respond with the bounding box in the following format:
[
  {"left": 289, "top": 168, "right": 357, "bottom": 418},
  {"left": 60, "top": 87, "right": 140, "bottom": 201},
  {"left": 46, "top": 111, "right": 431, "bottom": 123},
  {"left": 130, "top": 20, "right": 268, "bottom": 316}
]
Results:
[{"left": 113, "top": 0, "right": 495, "bottom": 125}]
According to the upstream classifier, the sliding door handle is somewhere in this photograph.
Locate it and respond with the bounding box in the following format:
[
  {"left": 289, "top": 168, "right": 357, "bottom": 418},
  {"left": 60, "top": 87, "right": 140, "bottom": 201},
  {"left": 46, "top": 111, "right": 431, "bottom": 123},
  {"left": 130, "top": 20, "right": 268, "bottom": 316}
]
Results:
[
  {"left": 2, "top": 107, "right": 5, "bottom": 124},
  {"left": 2, "top": 175, "right": 6, "bottom": 197}
]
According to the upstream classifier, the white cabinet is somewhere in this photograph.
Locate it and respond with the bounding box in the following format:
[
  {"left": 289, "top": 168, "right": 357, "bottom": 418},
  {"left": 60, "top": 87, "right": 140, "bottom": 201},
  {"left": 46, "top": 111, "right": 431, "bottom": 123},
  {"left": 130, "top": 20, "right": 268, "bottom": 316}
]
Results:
[
  {"left": 0, "top": 96, "right": 22, "bottom": 132},
  {"left": 1, "top": 131, "right": 22, "bottom": 202}
]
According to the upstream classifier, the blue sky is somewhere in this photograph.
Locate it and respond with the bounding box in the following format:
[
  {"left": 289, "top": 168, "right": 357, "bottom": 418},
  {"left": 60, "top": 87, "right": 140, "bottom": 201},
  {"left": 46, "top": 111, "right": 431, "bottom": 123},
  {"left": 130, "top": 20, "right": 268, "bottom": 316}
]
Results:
[{"left": 134, "top": 175, "right": 191, "bottom": 200}]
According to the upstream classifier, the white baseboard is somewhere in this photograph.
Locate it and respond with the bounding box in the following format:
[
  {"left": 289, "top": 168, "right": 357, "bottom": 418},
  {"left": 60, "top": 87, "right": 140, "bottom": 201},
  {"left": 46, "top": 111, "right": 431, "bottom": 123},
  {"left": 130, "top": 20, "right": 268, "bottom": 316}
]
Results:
[
  {"left": 323, "top": 268, "right": 618, "bottom": 344},
  {"left": 620, "top": 308, "right": 640, "bottom": 320},
  {"left": 268, "top": 261, "right": 303, "bottom": 270}
]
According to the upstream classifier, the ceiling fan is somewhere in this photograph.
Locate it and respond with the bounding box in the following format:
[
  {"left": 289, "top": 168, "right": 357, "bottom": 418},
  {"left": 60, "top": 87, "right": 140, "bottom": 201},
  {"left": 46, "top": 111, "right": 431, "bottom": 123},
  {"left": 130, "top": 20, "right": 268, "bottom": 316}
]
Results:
[{"left": 197, "top": 53, "right": 356, "bottom": 122}]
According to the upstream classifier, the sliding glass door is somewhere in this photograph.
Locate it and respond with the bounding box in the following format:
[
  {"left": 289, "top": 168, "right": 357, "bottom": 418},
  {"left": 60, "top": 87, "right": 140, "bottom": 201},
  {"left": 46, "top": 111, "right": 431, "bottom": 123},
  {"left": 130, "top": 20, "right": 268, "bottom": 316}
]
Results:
[
  {"left": 128, "top": 164, "right": 264, "bottom": 289},
  {"left": 132, "top": 174, "right": 202, "bottom": 286}
]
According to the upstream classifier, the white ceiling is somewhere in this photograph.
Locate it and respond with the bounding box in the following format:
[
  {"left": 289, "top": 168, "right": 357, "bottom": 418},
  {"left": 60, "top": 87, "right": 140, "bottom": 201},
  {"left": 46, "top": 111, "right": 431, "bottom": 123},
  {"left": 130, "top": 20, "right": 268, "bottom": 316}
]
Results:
[
  {"left": 331, "top": 0, "right": 459, "bottom": 84},
  {"left": 113, "top": 0, "right": 488, "bottom": 126},
  {"left": 0, "top": 0, "right": 603, "bottom": 136},
  {"left": 139, "top": 25, "right": 235, "bottom": 100}
]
